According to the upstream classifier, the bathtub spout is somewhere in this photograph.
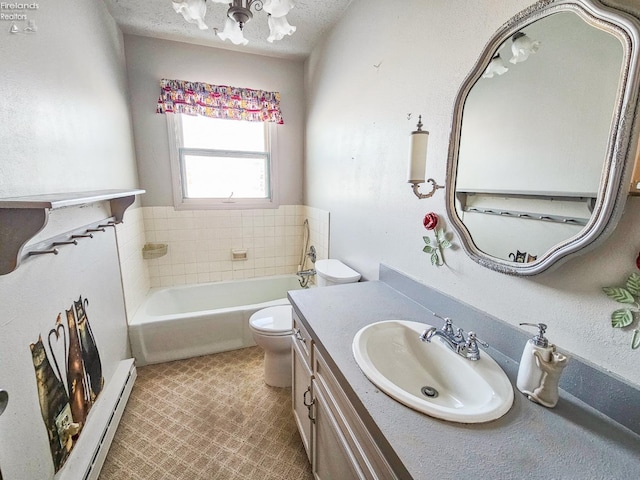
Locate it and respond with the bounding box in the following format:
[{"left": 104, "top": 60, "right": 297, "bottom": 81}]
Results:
[{"left": 297, "top": 269, "right": 316, "bottom": 288}]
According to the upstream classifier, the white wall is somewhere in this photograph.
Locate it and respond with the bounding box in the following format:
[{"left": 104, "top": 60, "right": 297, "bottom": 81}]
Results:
[
  {"left": 0, "top": 1, "right": 140, "bottom": 477},
  {"left": 0, "top": 1, "right": 138, "bottom": 196},
  {"left": 123, "top": 34, "right": 305, "bottom": 207},
  {"left": 304, "top": 0, "right": 640, "bottom": 387}
]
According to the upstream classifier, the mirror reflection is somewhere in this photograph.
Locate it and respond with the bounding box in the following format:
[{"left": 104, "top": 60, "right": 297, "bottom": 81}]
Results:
[{"left": 454, "top": 11, "right": 624, "bottom": 262}]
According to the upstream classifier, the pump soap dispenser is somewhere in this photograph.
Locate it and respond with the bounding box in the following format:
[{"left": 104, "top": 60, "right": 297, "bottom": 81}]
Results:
[{"left": 517, "top": 322, "right": 568, "bottom": 408}]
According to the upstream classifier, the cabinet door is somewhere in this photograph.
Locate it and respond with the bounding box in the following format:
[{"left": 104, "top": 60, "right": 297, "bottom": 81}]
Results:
[
  {"left": 292, "top": 340, "right": 313, "bottom": 461},
  {"left": 312, "top": 379, "right": 366, "bottom": 480},
  {"left": 314, "top": 350, "right": 399, "bottom": 480}
]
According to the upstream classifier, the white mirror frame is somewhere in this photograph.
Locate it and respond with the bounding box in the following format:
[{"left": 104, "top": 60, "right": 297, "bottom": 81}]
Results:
[{"left": 446, "top": 0, "right": 640, "bottom": 276}]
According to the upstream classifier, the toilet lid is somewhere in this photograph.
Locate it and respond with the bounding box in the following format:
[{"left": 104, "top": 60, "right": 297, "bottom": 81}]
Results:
[
  {"left": 315, "top": 259, "right": 361, "bottom": 283},
  {"left": 249, "top": 305, "right": 293, "bottom": 335}
]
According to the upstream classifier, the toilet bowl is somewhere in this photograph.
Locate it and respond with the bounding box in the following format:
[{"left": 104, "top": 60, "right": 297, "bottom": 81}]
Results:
[
  {"left": 249, "top": 305, "right": 294, "bottom": 387},
  {"left": 250, "top": 259, "right": 361, "bottom": 387},
  {"left": 315, "top": 259, "right": 361, "bottom": 287}
]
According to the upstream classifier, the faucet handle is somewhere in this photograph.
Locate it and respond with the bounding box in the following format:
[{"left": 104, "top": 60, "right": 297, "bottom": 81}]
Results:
[
  {"left": 454, "top": 327, "right": 465, "bottom": 342},
  {"left": 467, "top": 331, "right": 488, "bottom": 346},
  {"left": 465, "top": 332, "right": 488, "bottom": 361},
  {"left": 466, "top": 332, "right": 489, "bottom": 348},
  {"left": 432, "top": 313, "right": 455, "bottom": 335}
]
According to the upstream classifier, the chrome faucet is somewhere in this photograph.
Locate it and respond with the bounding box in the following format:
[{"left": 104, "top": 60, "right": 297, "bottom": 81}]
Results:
[
  {"left": 419, "top": 315, "right": 488, "bottom": 361},
  {"left": 297, "top": 268, "right": 316, "bottom": 288}
]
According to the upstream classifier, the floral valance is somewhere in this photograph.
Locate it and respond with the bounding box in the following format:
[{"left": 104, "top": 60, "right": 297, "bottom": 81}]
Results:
[{"left": 156, "top": 78, "right": 284, "bottom": 124}]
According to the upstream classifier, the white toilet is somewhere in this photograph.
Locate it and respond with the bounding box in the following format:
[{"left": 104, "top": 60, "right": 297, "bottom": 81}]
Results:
[
  {"left": 249, "top": 304, "right": 295, "bottom": 387},
  {"left": 249, "top": 259, "right": 361, "bottom": 387},
  {"left": 315, "top": 258, "right": 361, "bottom": 286}
]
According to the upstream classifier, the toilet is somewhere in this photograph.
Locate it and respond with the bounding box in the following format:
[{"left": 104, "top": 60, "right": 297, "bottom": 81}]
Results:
[
  {"left": 249, "top": 259, "right": 361, "bottom": 387},
  {"left": 249, "top": 304, "right": 295, "bottom": 387},
  {"left": 315, "top": 258, "right": 361, "bottom": 287}
]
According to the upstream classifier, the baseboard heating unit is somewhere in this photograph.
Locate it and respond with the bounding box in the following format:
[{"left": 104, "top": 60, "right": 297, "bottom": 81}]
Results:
[{"left": 57, "top": 359, "right": 137, "bottom": 480}]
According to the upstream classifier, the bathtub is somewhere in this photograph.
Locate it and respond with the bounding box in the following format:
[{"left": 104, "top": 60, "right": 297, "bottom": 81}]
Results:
[{"left": 129, "top": 275, "right": 303, "bottom": 366}]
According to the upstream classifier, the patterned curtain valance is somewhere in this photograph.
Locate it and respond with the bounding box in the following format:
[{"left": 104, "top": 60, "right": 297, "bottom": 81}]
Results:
[{"left": 156, "top": 78, "right": 284, "bottom": 124}]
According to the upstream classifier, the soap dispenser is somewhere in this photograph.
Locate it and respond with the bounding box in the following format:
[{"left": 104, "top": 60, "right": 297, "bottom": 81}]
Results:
[
  {"left": 516, "top": 323, "right": 553, "bottom": 396},
  {"left": 517, "top": 322, "right": 569, "bottom": 408}
]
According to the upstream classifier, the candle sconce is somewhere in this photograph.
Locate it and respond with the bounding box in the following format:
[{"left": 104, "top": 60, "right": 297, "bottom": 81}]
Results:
[{"left": 408, "top": 115, "right": 444, "bottom": 199}]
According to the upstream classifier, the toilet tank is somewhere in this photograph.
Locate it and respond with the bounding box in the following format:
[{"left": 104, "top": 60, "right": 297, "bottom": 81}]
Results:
[{"left": 315, "top": 259, "right": 361, "bottom": 287}]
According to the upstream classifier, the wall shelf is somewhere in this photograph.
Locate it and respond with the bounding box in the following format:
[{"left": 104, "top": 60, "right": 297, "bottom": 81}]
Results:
[{"left": 0, "top": 189, "right": 144, "bottom": 275}]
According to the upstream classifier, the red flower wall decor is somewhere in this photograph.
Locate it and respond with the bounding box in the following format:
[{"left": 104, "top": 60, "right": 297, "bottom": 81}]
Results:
[
  {"left": 421, "top": 212, "right": 452, "bottom": 267},
  {"left": 423, "top": 212, "right": 439, "bottom": 230}
]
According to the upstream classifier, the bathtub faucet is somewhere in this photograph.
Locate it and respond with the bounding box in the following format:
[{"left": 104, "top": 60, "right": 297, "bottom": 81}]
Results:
[{"left": 297, "top": 269, "right": 316, "bottom": 288}]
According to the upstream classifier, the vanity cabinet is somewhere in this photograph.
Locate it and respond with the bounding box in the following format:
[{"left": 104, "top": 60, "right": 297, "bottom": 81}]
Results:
[{"left": 291, "top": 311, "right": 398, "bottom": 480}]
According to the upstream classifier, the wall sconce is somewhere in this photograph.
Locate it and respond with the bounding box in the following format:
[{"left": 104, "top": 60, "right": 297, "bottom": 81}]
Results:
[{"left": 408, "top": 115, "right": 444, "bottom": 199}]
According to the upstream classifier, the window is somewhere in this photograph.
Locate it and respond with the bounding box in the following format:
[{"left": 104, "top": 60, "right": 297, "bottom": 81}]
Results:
[{"left": 168, "top": 114, "right": 277, "bottom": 209}]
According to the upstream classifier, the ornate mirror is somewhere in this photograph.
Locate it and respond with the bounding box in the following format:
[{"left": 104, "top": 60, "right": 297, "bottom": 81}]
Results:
[{"left": 446, "top": 0, "right": 640, "bottom": 275}]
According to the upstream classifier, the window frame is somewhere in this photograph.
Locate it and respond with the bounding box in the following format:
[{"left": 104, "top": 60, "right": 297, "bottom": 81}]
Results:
[{"left": 166, "top": 113, "right": 279, "bottom": 210}]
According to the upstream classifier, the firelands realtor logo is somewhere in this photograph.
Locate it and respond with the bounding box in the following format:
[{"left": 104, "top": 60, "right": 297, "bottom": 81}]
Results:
[{"left": 1, "top": 2, "right": 39, "bottom": 34}]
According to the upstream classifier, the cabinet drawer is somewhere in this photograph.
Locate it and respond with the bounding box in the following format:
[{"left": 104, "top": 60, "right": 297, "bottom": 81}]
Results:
[
  {"left": 314, "top": 349, "right": 399, "bottom": 480},
  {"left": 292, "top": 311, "right": 312, "bottom": 365}
]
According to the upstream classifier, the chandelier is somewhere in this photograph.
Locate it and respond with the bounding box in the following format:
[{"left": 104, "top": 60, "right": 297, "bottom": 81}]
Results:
[{"left": 173, "top": 0, "right": 297, "bottom": 46}]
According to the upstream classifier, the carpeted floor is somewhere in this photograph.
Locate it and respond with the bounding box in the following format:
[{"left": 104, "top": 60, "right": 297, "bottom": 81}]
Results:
[{"left": 99, "top": 347, "right": 313, "bottom": 480}]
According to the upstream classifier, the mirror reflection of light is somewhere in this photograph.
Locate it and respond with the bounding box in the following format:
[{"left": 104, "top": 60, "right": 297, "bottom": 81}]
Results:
[
  {"left": 510, "top": 32, "right": 541, "bottom": 64},
  {"left": 482, "top": 54, "right": 509, "bottom": 78}
]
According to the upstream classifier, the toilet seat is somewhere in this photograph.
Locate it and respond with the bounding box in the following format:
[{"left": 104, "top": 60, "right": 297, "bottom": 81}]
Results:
[{"left": 249, "top": 305, "right": 293, "bottom": 336}]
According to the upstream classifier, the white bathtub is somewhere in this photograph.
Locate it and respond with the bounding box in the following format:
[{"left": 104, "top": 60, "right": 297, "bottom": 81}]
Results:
[{"left": 129, "top": 275, "right": 303, "bottom": 365}]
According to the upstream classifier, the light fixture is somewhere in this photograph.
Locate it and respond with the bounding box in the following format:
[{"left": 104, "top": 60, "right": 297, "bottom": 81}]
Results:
[
  {"left": 172, "top": 0, "right": 297, "bottom": 45},
  {"left": 408, "top": 115, "right": 443, "bottom": 199},
  {"left": 173, "top": 0, "right": 209, "bottom": 30},
  {"left": 482, "top": 54, "right": 509, "bottom": 78},
  {"left": 509, "top": 31, "right": 540, "bottom": 64}
]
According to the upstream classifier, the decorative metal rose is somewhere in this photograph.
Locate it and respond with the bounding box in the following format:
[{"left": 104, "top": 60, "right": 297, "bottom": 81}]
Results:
[
  {"left": 602, "top": 251, "right": 640, "bottom": 350},
  {"left": 421, "top": 212, "right": 452, "bottom": 267},
  {"left": 423, "top": 212, "right": 438, "bottom": 230}
]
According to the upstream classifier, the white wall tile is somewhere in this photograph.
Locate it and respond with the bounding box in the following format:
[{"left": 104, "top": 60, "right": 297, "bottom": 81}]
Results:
[{"left": 119, "top": 205, "right": 315, "bottom": 292}]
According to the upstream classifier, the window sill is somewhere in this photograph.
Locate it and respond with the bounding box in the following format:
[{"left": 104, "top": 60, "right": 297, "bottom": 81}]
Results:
[{"left": 174, "top": 198, "right": 280, "bottom": 210}]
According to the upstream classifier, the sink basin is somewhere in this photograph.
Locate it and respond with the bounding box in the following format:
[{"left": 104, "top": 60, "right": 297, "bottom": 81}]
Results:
[{"left": 352, "top": 320, "right": 514, "bottom": 423}]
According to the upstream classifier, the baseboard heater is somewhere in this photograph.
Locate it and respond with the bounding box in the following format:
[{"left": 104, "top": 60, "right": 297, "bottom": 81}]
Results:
[{"left": 57, "top": 359, "right": 137, "bottom": 480}]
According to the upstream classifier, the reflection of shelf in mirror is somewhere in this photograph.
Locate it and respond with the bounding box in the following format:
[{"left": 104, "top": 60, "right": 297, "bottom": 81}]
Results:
[
  {"left": 462, "top": 206, "right": 589, "bottom": 226},
  {"left": 456, "top": 189, "right": 598, "bottom": 200}
]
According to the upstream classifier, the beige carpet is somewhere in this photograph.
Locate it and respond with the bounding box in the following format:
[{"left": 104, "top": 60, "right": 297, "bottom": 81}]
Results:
[{"left": 99, "top": 347, "right": 313, "bottom": 480}]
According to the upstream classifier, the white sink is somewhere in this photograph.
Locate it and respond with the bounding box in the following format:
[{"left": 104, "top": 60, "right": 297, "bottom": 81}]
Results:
[{"left": 352, "top": 320, "right": 514, "bottom": 423}]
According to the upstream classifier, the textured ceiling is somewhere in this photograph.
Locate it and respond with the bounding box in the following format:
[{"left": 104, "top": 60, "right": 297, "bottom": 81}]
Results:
[{"left": 102, "top": 0, "right": 353, "bottom": 60}]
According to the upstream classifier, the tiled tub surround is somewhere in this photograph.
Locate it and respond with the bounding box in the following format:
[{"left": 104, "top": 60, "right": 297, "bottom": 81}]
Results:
[
  {"left": 141, "top": 205, "right": 329, "bottom": 289},
  {"left": 288, "top": 266, "right": 640, "bottom": 479},
  {"left": 115, "top": 206, "right": 151, "bottom": 317}
]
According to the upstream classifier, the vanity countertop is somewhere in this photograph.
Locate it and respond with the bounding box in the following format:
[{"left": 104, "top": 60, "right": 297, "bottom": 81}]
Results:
[{"left": 289, "top": 281, "right": 640, "bottom": 480}]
